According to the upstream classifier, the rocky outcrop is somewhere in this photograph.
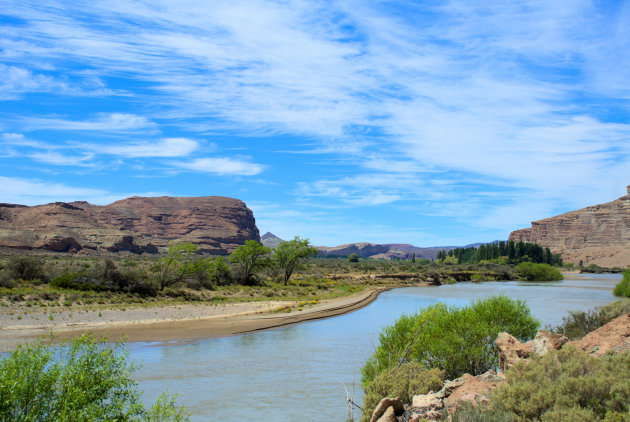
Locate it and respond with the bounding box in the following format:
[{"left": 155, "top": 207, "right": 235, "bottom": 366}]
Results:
[
  {"left": 571, "top": 314, "right": 630, "bottom": 356},
  {"left": 370, "top": 397, "right": 404, "bottom": 422},
  {"left": 0, "top": 196, "right": 259, "bottom": 255},
  {"left": 496, "top": 330, "right": 569, "bottom": 372},
  {"left": 260, "top": 232, "right": 283, "bottom": 248},
  {"left": 509, "top": 186, "right": 630, "bottom": 266}
]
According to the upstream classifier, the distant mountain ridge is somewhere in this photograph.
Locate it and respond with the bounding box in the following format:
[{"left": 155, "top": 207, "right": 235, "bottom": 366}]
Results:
[{"left": 260, "top": 232, "right": 283, "bottom": 248}]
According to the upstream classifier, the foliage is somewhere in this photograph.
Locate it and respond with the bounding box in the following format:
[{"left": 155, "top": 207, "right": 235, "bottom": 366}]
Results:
[
  {"left": 229, "top": 240, "right": 271, "bottom": 285},
  {"left": 515, "top": 262, "right": 563, "bottom": 281},
  {"left": 491, "top": 346, "right": 630, "bottom": 421},
  {"left": 347, "top": 253, "right": 359, "bottom": 263},
  {"left": 447, "top": 401, "right": 516, "bottom": 422},
  {"left": 361, "top": 362, "right": 444, "bottom": 422},
  {"left": 361, "top": 296, "right": 539, "bottom": 385},
  {"left": 613, "top": 270, "right": 630, "bottom": 298},
  {"left": 550, "top": 299, "right": 630, "bottom": 340},
  {"left": 273, "top": 236, "right": 319, "bottom": 285},
  {"left": 6, "top": 255, "right": 47, "bottom": 282},
  {"left": 438, "top": 241, "right": 562, "bottom": 266},
  {"left": 158, "top": 242, "right": 198, "bottom": 291},
  {"left": 0, "top": 335, "right": 189, "bottom": 421}
]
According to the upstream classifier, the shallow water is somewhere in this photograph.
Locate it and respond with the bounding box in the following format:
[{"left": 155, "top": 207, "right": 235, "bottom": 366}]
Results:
[{"left": 129, "top": 274, "right": 621, "bottom": 421}]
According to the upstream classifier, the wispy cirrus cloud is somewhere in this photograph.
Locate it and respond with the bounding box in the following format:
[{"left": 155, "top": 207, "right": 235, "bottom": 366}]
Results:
[
  {"left": 173, "top": 157, "right": 265, "bottom": 176},
  {"left": 82, "top": 137, "right": 199, "bottom": 158},
  {"left": 21, "top": 113, "right": 154, "bottom": 132}
]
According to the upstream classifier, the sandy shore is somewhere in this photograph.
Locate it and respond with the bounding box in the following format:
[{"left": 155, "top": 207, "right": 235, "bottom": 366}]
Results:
[{"left": 0, "top": 287, "right": 391, "bottom": 352}]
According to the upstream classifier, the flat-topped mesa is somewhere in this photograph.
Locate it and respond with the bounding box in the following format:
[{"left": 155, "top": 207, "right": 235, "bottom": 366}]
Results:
[
  {"left": 509, "top": 186, "right": 630, "bottom": 267},
  {"left": 0, "top": 196, "right": 259, "bottom": 255}
]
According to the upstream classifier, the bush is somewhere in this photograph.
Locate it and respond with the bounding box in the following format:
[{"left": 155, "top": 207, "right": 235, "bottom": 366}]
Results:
[
  {"left": 516, "top": 262, "right": 563, "bottom": 281},
  {"left": 448, "top": 401, "right": 515, "bottom": 422},
  {"left": 6, "top": 255, "right": 47, "bottom": 282},
  {"left": 613, "top": 270, "right": 630, "bottom": 298},
  {"left": 361, "top": 296, "right": 539, "bottom": 385},
  {"left": 491, "top": 346, "right": 630, "bottom": 421},
  {"left": 551, "top": 299, "right": 630, "bottom": 340},
  {"left": 361, "top": 362, "right": 444, "bottom": 422},
  {"left": 0, "top": 335, "right": 189, "bottom": 421}
]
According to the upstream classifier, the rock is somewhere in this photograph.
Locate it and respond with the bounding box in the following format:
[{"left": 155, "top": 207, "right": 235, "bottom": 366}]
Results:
[
  {"left": 0, "top": 196, "right": 259, "bottom": 255},
  {"left": 411, "top": 392, "right": 443, "bottom": 409},
  {"left": 442, "top": 372, "right": 504, "bottom": 411},
  {"left": 509, "top": 186, "right": 630, "bottom": 267},
  {"left": 571, "top": 314, "right": 630, "bottom": 356},
  {"left": 496, "top": 330, "right": 568, "bottom": 372},
  {"left": 370, "top": 397, "right": 404, "bottom": 422},
  {"left": 375, "top": 406, "right": 396, "bottom": 422}
]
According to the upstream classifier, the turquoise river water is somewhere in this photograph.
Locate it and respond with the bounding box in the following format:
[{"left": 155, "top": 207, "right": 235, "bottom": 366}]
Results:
[{"left": 127, "top": 273, "right": 621, "bottom": 421}]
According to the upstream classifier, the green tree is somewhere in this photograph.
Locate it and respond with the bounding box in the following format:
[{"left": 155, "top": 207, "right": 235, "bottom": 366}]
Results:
[
  {"left": 361, "top": 296, "right": 539, "bottom": 384},
  {"left": 273, "top": 236, "right": 319, "bottom": 285},
  {"left": 158, "top": 242, "right": 198, "bottom": 291},
  {"left": 0, "top": 335, "right": 189, "bottom": 421},
  {"left": 229, "top": 240, "right": 271, "bottom": 285},
  {"left": 613, "top": 269, "right": 630, "bottom": 297},
  {"left": 347, "top": 253, "right": 359, "bottom": 263},
  {"left": 516, "top": 262, "right": 563, "bottom": 281}
]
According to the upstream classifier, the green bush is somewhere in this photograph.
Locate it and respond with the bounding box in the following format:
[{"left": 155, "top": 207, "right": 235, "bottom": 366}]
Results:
[
  {"left": 361, "top": 296, "right": 539, "bottom": 385},
  {"left": 516, "top": 262, "right": 563, "bottom": 281},
  {"left": 448, "top": 401, "right": 515, "bottom": 422},
  {"left": 361, "top": 362, "right": 444, "bottom": 422},
  {"left": 613, "top": 270, "right": 630, "bottom": 298},
  {"left": 0, "top": 335, "right": 189, "bottom": 421},
  {"left": 551, "top": 299, "right": 630, "bottom": 340},
  {"left": 6, "top": 255, "right": 47, "bottom": 282},
  {"left": 492, "top": 346, "right": 630, "bottom": 421}
]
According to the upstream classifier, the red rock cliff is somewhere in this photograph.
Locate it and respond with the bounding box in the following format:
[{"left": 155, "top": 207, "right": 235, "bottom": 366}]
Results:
[
  {"left": 0, "top": 196, "right": 259, "bottom": 255},
  {"left": 509, "top": 186, "right": 630, "bottom": 267}
]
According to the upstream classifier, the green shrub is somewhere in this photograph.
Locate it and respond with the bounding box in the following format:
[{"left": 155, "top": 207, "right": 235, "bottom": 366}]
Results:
[
  {"left": 613, "top": 270, "right": 630, "bottom": 298},
  {"left": 361, "top": 296, "right": 539, "bottom": 385},
  {"left": 516, "top": 262, "right": 563, "bottom": 281},
  {"left": 6, "top": 255, "right": 47, "bottom": 282},
  {"left": 448, "top": 401, "right": 516, "bottom": 422},
  {"left": 0, "top": 335, "right": 189, "bottom": 421},
  {"left": 492, "top": 346, "right": 630, "bottom": 421},
  {"left": 361, "top": 362, "right": 444, "bottom": 422},
  {"left": 551, "top": 299, "right": 630, "bottom": 340}
]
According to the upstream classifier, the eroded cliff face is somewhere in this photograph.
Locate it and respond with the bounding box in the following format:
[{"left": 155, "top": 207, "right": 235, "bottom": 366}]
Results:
[
  {"left": 0, "top": 196, "right": 259, "bottom": 255},
  {"left": 509, "top": 186, "right": 630, "bottom": 267}
]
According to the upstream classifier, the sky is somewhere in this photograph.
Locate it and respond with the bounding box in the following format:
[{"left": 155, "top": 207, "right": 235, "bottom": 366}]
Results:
[{"left": 1, "top": 1, "right": 630, "bottom": 247}]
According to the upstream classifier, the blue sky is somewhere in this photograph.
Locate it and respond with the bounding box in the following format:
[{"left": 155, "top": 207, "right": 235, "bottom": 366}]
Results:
[{"left": 1, "top": 1, "right": 629, "bottom": 247}]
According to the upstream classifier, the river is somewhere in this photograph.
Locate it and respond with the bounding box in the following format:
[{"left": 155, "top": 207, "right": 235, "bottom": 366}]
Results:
[{"left": 129, "top": 273, "right": 621, "bottom": 421}]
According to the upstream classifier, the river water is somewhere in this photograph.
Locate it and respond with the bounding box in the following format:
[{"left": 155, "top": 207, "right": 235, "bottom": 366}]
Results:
[{"left": 129, "top": 273, "right": 621, "bottom": 421}]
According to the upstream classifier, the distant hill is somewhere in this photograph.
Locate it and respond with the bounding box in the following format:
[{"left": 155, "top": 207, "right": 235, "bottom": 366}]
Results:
[
  {"left": 261, "top": 232, "right": 284, "bottom": 248},
  {"left": 510, "top": 186, "right": 630, "bottom": 267},
  {"left": 0, "top": 196, "right": 259, "bottom": 255},
  {"left": 317, "top": 242, "right": 466, "bottom": 261}
]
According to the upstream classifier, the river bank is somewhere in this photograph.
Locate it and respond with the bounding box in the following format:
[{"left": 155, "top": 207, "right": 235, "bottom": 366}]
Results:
[{"left": 0, "top": 284, "right": 403, "bottom": 352}]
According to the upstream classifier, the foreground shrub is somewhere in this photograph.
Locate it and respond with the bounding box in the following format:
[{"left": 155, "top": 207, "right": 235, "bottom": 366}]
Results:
[
  {"left": 551, "top": 299, "right": 630, "bottom": 340},
  {"left": 361, "top": 296, "right": 539, "bottom": 385},
  {"left": 361, "top": 362, "right": 444, "bottom": 422},
  {"left": 613, "top": 270, "right": 630, "bottom": 298},
  {"left": 492, "top": 346, "right": 630, "bottom": 421},
  {"left": 516, "top": 262, "right": 563, "bottom": 281},
  {"left": 0, "top": 335, "right": 189, "bottom": 421},
  {"left": 448, "top": 401, "right": 515, "bottom": 422}
]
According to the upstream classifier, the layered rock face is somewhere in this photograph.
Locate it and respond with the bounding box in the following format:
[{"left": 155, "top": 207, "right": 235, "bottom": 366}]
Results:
[
  {"left": 509, "top": 186, "right": 630, "bottom": 266},
  {"left": 0, "top": 196, "right": 259, "bottom": 255}
]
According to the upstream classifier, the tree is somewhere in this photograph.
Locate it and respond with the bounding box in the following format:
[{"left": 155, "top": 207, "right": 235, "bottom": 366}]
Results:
[
  {"left": 347, "top": 253, "right": 359, "bottom": 263},
  {"left": 158, "top": 242, "right": 198, "bottom": 291},
  {"left": 273, "top": 236, "right": 319, "bottom": 285},
  {"left": 0, "top": 335, "right": 188, "bottom": 421},
  {"left": 229, "top": 240, "right": 271, "bottom": 285}
]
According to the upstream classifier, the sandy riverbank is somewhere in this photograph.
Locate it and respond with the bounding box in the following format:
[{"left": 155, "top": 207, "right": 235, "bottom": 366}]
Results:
[{"left": 0, "top": 286, "right": 394, "bottom": 352}]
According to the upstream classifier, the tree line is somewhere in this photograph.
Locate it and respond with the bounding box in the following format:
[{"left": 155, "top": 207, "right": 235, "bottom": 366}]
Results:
[{"left": 436, "top": 240, "right": 563, "bottom": 266}]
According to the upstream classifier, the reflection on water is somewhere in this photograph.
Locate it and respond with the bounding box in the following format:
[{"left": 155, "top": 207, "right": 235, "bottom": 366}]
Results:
[{"left": 129, "top": 274, "right": 622, "bottom": 422}]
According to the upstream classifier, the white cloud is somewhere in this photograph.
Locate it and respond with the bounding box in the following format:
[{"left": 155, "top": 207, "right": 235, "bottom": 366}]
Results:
[
  {"left": 22, "top": 113, "right": 154, "bottom": 132},
  {"left": 174, "top": 157, "right": 265, "bottom": 176},
  {"left": 85, "top": 137, "right": 199, "bottom": 158},
  {"left": 29, "top": 151, "right": 95, "bottom": 166},
  {"left": 0, "top": 176, "right": 116, "bottom": 205}
]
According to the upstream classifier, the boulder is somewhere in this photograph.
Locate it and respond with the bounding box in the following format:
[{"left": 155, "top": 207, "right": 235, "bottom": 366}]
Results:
[
  {"left": 370, "top": 397, "right": 404, "bottom": 422},
  {"left": 375, "top": 406, "right": 396, "bottom": 422},
  {"left": 496, "top": 330, "right": 568, "bottom": 372}
]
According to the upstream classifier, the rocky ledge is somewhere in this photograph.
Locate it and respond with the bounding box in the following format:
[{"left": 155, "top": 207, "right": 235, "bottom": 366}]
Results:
[{"left": 0, "top": 196, "right": 259, "bottom": 255}]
